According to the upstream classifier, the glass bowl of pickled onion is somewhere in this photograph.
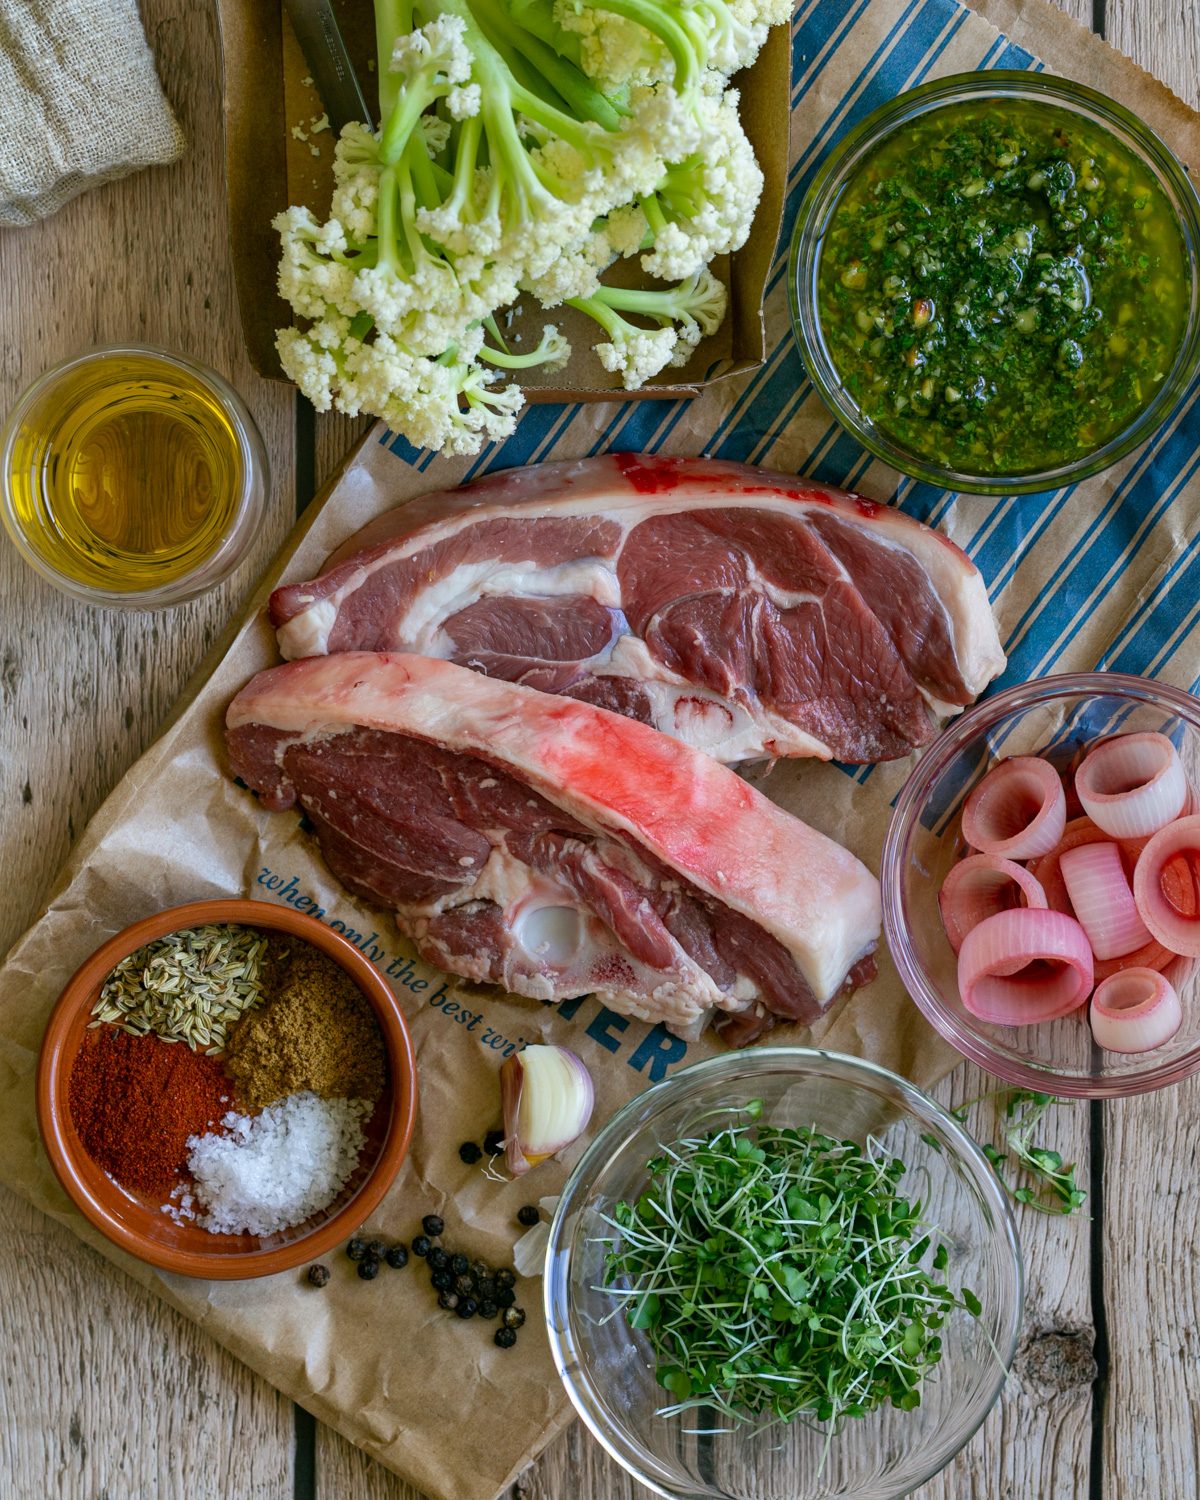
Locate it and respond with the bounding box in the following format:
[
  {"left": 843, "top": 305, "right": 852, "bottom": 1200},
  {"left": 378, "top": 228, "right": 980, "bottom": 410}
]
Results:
[{"left": 883, "top": 672, "right": 1200, "bottom": 1098}]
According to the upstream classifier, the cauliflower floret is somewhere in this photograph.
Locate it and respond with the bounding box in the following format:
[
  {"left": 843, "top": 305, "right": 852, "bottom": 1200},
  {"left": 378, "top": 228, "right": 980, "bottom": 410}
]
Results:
[
  {"left": 594, "top": 325, "right": 678, "bottom": 388},
  {"left": 602, "top": 202, "right": 651, "bottom": 258},
  {"left": 329, "top": 123, "right": 382, "bottom": 240},
  {"left": 639, "top": 86, "right": 762, "bottom": 280},
  {"left": 556, "top": 0, "right": 788, "bottom": 87},
  {"left": 276, "top": 326, "right": 340, "bottom": 411},
  {"left": 521, "top": 226, "right": 615, "bottom": 306},
  {"left": 420, "top": 114, "right": 452, "bottom": 154},
  {"left": 274, "top": 206, "right": 359, "bottom": 321},
  {"left": 447, "top": 82, "right": 482, "bottom": 119},
  {"left": 390, "top": 14, "right": 473, "bottom": 86}
]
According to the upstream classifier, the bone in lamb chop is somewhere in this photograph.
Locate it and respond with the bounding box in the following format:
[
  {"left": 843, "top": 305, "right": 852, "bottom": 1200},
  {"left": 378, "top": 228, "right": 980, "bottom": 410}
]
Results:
[
  {"left": 227, "top": 652, "right": 882, "bottom": 1043},
  {"left": 269, "top": 453, "right": 1005, "bottom": 765}
]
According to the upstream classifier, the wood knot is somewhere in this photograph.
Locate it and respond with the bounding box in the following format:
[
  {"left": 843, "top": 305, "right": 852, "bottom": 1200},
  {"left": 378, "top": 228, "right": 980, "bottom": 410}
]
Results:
[{"left": 1013, "top": 1327, "right": 1098, "bottom": 1393}]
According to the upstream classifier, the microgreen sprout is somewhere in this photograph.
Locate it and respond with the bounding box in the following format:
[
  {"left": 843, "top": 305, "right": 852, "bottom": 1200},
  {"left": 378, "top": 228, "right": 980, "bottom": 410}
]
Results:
[
  {"left": 954, "top": 1089, "right": 1087, "bottom": 1217},
  {"left": 598, "top": 1103, "right": 981, "bottom": 1432}
]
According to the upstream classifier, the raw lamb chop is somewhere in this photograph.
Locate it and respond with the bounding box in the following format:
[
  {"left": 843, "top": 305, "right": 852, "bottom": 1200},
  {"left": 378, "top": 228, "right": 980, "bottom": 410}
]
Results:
[
  {"left": 269, "top": 454, "right": 1005, "bottom": 764},
  {"left": 226, "top": 653, "right": 882, "bottom": 1042}
]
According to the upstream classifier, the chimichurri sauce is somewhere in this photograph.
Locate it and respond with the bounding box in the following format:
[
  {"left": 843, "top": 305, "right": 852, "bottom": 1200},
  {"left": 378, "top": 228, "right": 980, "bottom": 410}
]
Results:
[{"left": 817, "top": 99, "right": 1189, "bottom": 475}]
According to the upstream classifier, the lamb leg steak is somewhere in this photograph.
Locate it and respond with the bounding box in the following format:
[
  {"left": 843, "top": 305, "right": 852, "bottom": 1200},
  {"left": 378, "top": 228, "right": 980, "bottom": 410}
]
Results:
[
  {"left": 226, "top": 653, "right": 882, "bottom": 1041},
  {"left": 269, "top": 454, "right": 1005, "bottom": 764}
]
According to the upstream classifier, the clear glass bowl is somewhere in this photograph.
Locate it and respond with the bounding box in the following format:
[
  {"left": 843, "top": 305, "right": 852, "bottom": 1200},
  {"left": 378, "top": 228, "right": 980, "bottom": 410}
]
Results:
[
  {"left": 545, "top": 1049, "right": 1023, "bottom": 1500},
  {"left": 0, "top": 344, "right": 269, "bottom": 609},
  {"left": 883, "top": 672, "right": 1200, "bottom": 1098},
  {"left": 789, "top": 72, "right": 1200, "bottom": 495}
]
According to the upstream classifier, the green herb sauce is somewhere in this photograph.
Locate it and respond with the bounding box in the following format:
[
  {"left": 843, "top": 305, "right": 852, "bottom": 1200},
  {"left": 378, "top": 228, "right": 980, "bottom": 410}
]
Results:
[{"left": 817, "top": 99, "right": 1189, "bottom": 475}]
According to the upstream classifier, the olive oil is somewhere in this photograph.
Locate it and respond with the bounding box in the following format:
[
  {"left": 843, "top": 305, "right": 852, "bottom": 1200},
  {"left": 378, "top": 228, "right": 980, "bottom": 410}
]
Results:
[{"left": 4, "top": 350, "right": 246, "bottom": 595}]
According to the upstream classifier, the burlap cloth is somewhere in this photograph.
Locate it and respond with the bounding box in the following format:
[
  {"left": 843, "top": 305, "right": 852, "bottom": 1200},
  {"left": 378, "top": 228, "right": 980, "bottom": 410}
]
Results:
[{"left": 0, "top": 0, "right": 184, "bottom": 227}]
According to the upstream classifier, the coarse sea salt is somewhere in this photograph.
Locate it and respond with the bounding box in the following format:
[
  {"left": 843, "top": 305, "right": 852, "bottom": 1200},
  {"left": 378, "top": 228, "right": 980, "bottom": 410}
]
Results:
[{"left": 184, "top": 1091, "right": 371, "bottom": 1236}]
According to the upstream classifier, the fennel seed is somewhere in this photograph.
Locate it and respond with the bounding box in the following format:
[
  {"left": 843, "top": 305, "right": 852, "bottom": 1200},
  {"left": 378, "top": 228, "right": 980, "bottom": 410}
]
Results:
[{"left": 92, "top": 924, "right": 269, "bottom": 1054}]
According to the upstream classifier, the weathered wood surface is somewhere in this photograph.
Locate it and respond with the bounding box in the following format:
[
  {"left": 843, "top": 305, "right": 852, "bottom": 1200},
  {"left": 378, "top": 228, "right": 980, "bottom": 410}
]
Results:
[
  {"left": 0, "top": 0, "right": 298, "bottom": 1493},
  {"left": 0, "top": 0, "right": 1193, "bottom": 1496}
]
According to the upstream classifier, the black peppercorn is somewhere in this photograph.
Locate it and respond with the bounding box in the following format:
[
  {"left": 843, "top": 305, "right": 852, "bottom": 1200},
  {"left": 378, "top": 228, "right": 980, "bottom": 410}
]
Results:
[
  {"left": 495, "top": 1287, "right": 516, "bottom": 1308},
  {"left": 385, "top": 1245, "right": 409, "bottom": 1270},
  {"left": 438, "top": 1291, "right": 459, "bottom": 1311},
  {"left": 495, "top": 1269, "right": 516, "bottom": 1289},
  {"left": 478, "top": 1300, "right": 498, "bottom": 1320},
  {"left": 426, "top": 1247, "right": 449, "bottom": 1271},
  {"left": 345, "top": 1237, "right": 367, "bottom": 1262},
  {"left": 494, "top": 1327, "right": 517, "bottom": 1349},
  {"left": 431, "top": 1270, "right": 453, "bottom": 1292},
  {"left": 366, "top": 1239, "right": 387, "bottom": 1261},
  {"left": 411, "top": 1235, "right": 432, "bottom": 1257},
  {"left": 516, "top": 1204, "right": 540, "bottom": 1227},
  {"left": 456, "top": 1297, "right": 479, "bottom": 1319},
  {"left": 471, "top": 1258, "right": 490, "bottom": 1279},
  {"left": 454, "top": 1273, "right": 476, "bottom": 1297},
  {"left": 475, "top": 1277, "right": 496, "bottom": 1302},
  {"left": 357, "top": 1258, "right": 381, "bottom": 1281},
  {"left": 502, "top": 1306, "right": 526, "bottom": 1330},
  {"left": 458, "top": 1141, "right": 483, "bottom": 1164},
  {"left": 422, "top": 1214, "right": 445, "bottom": 1237},
  {"left": 449, "top": 1252, "right": 469, "bottom": 1276},
  {"left": 306, "top": 1264, "right": 331, "bottom": 1288},
  {"left": 483, "top": 1129, "right": 505, "bottom": 1155}
]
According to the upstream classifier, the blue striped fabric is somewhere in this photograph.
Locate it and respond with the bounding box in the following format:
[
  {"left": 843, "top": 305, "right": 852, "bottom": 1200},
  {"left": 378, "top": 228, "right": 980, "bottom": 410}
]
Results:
[{"left": 380, "top": 0, "right": 1200, "bottom": 759}]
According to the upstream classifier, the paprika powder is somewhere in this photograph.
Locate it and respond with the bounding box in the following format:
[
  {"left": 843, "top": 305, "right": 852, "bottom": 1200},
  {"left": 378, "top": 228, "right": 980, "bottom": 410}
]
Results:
[{"left": 68, "top": 1028, "right": 233, "bottom": 1196}]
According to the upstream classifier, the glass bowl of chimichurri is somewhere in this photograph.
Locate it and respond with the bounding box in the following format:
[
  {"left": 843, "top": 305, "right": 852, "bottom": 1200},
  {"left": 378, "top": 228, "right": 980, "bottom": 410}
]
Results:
[{"left": 790, "top": 73, "right": 1200, "bottom": 494}]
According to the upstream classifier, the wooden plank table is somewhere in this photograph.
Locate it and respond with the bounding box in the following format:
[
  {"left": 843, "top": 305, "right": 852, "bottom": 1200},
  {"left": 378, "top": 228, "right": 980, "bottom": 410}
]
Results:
[{"left": 0, "top": 1, "right": 1195, "bottom": 1495}]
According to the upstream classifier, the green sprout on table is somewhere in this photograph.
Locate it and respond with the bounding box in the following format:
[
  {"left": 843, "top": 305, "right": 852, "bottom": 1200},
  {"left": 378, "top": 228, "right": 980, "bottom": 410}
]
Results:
[{"left": 946, "top": 1089, "right": 1088, "bottom": 1217}]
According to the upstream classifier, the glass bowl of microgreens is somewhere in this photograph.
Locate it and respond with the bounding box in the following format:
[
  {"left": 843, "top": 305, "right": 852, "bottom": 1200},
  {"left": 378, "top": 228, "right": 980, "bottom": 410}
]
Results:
[
  {"left": 789, "top": 71, "right": 1200, "bottom": 495},
  {"left": 544, "top": 1048, "right": 1022, "bottom": 1500}
]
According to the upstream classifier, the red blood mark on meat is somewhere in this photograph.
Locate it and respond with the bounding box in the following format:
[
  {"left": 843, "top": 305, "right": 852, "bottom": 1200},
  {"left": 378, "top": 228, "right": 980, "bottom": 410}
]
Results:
[
  {"left": 673, "top": 696, "right": 735, "bottom": 736},
  {"left": 589, "top": 953, "right": 637, "bottom": 988},
  {"left": 853, "top": 496, "right": 881, "bottom": 518},
  {"left": 610, "top": 452, "right": 687, "bottom": 493}
]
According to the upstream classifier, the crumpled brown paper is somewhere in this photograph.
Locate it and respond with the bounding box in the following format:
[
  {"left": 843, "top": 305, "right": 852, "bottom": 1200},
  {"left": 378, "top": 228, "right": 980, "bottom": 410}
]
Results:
[{"left": 1, "top": 0, "right": 1199, "bottom": 1496}]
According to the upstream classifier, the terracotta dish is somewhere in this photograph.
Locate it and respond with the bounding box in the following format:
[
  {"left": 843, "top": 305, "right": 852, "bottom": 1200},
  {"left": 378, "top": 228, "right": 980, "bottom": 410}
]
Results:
[{"left": 37, "top": 899, "right": 418, "bottom": 1279}]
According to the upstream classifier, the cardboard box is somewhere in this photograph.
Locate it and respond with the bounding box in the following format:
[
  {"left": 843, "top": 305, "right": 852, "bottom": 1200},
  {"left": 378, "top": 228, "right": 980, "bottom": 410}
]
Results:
[{"left": 214, "top": 0, "right": 789, "bottom": 398}]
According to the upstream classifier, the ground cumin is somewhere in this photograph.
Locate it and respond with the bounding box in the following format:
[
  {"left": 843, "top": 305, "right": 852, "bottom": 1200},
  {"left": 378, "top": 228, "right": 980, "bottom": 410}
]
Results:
[{"left": 224, "top": 941, "right": 385, "bottom": 1110}]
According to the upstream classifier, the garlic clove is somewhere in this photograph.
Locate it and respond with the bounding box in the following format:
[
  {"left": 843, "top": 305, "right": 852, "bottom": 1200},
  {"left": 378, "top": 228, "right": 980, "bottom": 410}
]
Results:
[{"left": 500, "top": 1046, "right": 594, "bottom": 1177}]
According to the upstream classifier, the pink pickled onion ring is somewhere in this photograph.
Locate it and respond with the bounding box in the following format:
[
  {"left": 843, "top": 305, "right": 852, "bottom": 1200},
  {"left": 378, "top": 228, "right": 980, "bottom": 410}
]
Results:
[
  {"left": 1030, "top": 819, "right": 1170, "bottom": 977},
  {"left": 1030, "top": 817, "right": 1151, "bottom": 916},
  {"left": 962, "top": 756, "right": 1067, "bottom": 860},
  {"left": 957, "top": 909, "right": 1094, "bottom": 1026},
  {"left": 1093, "top": 940, "right": 1177, "bottom": 983},
  {"left": 1075, "top": 732, "right": 1188, "bottom": 840},
  {"left": 1133, "top": 815, "right": 1200, "bottom": 956},
  {"left": 1089, "top": 968, "right": 1182, "bottom": 1053},
  {"left": 939, "top": 855, "right": 1047, "bottom": 953},
  {"left": 1058, "top": 841, "right": 1152, "bottom": 960}
]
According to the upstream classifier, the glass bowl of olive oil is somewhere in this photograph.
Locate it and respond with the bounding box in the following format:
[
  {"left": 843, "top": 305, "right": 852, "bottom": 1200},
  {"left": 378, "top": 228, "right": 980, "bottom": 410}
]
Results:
[
  {"left": 790, "top": 72, "right": 1200, "bottom": 495},
  {"left": 1, "top": 345, "right": 268, "bottom": 607}
]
